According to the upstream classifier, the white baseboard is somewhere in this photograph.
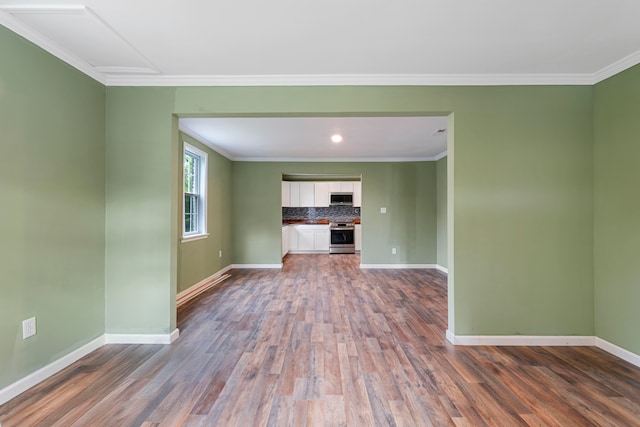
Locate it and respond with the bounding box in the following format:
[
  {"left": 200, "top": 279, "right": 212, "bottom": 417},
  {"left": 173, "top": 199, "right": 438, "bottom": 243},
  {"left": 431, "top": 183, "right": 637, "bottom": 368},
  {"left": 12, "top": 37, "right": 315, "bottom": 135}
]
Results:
[
  {"left": 446, "top": 329, "right": 455, "bottom": 344},
  {"left": 596, "top": 337, "right": 640, "bottom": 369},
  {"left": 231, "top": 264, "right": 282, "bottom": 269},
  {"left": 104, "top": 329, "right": 180, "bottom": 345},
  {"left": 0, "top": 335, "right": 105, "bottom": 406},
  {"left": 177, "top": 265, "right": 232, "bottom": 307},
  {"left": 360, "top": 264, "right": 440, "bottom": 269},
  {"left": 0, "top": 329, "right": 180, "bottom": 406},
  {"left": 435, "top": 265, "right": 448, "bottom": 274},
  {"left": 446, "top": 332, "right": 595, "bottom": 346}
]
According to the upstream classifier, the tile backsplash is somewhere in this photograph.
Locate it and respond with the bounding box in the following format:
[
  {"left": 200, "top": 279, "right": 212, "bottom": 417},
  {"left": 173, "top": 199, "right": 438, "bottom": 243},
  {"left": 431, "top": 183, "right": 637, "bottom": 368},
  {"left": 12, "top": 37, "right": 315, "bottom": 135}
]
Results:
[{"left": 283, "top": 206, "right": 361, "bottom": 222}]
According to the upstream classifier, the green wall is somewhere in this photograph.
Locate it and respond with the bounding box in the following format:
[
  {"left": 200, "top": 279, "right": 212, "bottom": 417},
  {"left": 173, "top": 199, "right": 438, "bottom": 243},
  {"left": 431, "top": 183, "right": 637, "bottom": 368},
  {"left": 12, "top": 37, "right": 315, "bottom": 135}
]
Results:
[
  {"left": 232, "top": 161, "right": 437, "bottom": 265},
  {"left": 436, "top": 156, "right": 448, "bottom": 268},
  {"left": 594, "top": 64, "right": 640, "bottom": 354},
  {"left": 178, "top": 133, "right": 233, "bottom": 293},
  {"left": 0, "top": 27, "right": 106, "bottom": 389},
  {"left": 171, "top": 85, "right": 594, "bottom": 336},
  {"left": 105, "top": 87, "right": 178, "bottom": 334}
]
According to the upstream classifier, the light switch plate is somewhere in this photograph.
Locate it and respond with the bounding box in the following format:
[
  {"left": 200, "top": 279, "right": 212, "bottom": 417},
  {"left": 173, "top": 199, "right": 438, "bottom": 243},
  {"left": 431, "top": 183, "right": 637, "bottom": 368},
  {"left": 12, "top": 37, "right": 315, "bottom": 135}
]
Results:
[
  {"left": 22, "top": 317, "right": 36, "bottom": 339},
  {"left": 380, "top": 207, "right": 387, "bottom": 214}
]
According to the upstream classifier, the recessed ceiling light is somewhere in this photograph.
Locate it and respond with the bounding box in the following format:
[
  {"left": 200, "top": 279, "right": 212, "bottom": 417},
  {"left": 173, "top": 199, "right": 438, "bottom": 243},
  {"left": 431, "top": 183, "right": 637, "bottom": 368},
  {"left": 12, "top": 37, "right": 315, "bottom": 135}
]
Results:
[{"left": 331, "top": 134, "right": 343, "bottom": 143}]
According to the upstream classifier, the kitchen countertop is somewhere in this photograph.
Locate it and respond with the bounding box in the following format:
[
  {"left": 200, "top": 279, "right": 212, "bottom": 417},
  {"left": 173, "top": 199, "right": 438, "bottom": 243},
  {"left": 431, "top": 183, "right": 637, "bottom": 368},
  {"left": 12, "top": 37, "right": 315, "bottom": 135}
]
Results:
[{"left": 282, "top": 218, "right": 361, "bottom": 226}]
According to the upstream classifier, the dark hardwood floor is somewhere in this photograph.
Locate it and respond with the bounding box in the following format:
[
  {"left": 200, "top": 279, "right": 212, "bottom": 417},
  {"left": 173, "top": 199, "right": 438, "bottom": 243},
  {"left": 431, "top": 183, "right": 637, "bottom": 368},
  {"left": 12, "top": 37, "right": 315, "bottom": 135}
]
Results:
[{"left": 2, "top": 254, "right": 640, "bottom": 426}]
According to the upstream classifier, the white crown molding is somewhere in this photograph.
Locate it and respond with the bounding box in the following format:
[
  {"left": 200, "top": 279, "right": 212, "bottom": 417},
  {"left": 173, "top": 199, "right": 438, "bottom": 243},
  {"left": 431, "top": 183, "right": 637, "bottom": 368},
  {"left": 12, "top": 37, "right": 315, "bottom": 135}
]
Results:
[
  {"left": 178, "top": 124, "right": 236, "bottom": 160},
  {"left": 592, "top": 49, "right": 640, "bottom": 84},
  {"left": 233, "top": 156, "right": 441, "bottom": 162},
  {"left": 94, "top": 66, "right": 160, "bottom": 75},
  {"left": 106, "top": 73, "right": 598, "bottom": 87},
  {"left": 433, "top": 150, "right": 448, "bottom": 161},
  {"left": 0, "top": 6, "right": 107, "bottom": 84}
]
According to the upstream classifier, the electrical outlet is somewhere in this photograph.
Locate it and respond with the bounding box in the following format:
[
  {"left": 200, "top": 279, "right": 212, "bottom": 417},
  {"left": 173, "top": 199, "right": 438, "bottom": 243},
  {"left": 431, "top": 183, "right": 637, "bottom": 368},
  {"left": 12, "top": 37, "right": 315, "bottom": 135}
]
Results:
[
  {"left": 219, "top": 250, "right": 223, "bottom": 258},
  {"left": 380, "top": 207, "right": 387, "bottom": 214},
  {"left": 392, "top": 248, "right": 397, "bottom": 255},
  {"left": 22, "top": 317, "right": 36, "bottom": 339}
]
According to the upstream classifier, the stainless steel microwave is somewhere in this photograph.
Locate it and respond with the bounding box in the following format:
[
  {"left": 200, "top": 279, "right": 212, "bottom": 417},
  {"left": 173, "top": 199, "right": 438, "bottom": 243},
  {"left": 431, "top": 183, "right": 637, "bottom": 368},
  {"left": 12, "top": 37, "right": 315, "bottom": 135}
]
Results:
[{"left": 330, "top": 192, "right": 353, "bottom": 206}]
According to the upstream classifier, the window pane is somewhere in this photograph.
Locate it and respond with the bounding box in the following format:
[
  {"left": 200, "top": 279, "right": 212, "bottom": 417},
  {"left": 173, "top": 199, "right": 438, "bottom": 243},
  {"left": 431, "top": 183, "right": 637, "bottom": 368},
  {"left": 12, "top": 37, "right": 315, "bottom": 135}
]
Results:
[
  {"left": 184, "top": 152, "right": 199, "bottom": 194},
  {"left": 184, "top": 194, "right": 199, "bottom": 233},
  {"left": 183, "top": 143, "right": 206, "bottom": 237}
]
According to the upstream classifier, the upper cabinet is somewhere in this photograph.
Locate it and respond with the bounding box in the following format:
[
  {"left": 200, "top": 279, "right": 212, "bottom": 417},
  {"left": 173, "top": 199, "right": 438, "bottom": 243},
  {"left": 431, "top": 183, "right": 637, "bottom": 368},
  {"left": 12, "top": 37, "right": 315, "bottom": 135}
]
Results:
[
  {"left": 299, "top": 182, "right": 315, "bottom": 207},
  {"left": 289, "top": 182, "right": 301, "bottom": 207},
  {"left": 314, "top": 182, "right": 330, "bottom": 207},
  {"left": 281, "top": 181, "right": 290, "bottom": 207},
  {"left": 353, "top": 181, "right": 362, "bottom": 207},
  {"left": 283, "top": 180, "right": 362, "bottom": 207}
]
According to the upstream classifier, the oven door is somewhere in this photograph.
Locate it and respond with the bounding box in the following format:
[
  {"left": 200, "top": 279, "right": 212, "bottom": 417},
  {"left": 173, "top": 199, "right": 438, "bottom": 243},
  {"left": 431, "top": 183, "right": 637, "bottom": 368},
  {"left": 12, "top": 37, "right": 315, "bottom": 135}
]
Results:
[{"left": 330, "top": 227, "right": 355, "bottom": 253}]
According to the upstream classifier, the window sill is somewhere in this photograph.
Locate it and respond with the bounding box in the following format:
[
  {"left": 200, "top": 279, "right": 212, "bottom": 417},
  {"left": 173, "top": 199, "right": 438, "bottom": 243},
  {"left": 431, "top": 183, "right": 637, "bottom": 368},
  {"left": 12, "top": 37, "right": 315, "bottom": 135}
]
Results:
[{"left": 182, "top": 233, "right": 209, "bottom": 243}]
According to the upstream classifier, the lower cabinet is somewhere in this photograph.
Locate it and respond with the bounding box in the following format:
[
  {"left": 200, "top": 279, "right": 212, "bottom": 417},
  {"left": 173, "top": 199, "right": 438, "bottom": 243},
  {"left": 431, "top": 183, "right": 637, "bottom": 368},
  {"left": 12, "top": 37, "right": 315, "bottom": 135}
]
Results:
[
  {"left": 355, "top": 224, "right": 362, "bottom": 252},
  {"left": 282, "top": 226, "right": 289, "bottom": 258},
  {"left": 288, "top": 225, "right": 330, "bottom": 253}
]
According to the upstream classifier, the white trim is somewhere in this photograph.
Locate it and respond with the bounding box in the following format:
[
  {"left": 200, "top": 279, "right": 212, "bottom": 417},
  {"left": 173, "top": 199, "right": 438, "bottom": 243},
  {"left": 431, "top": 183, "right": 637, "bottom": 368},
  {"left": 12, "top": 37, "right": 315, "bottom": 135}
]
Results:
[
  {"left": 105, "top": 73, "right": 599, "bottom": 87},
  {"left": 0, "top": 7, "right": 107, "bottom": 84},
  {"left": 231, "top": 156, "right": 443, "bottom": 162},
  {"left": 104, "top": 329, "right": 180, "bottom": 345},
  {"left": 592, "top": 49, "right": 640, "bottom": 84},
  {"left": 179, "top": 123, "right": 235, "bottom": 160},
  {"left": 446, "top": 329, "right": 456, "bottom": 344},
  {"left": 176, "top": 266, "right": 232, "bottom": 307},
  {"left": 359, "top": 264, "right": 440, "bottom": 269},
  {"left": 433, "top": 151, "right": 448, "bottom": 161},
  {"left": 595, "top": 338, "right": 640, "bottom": 369},
  {"left": 446, "top": 333, "right": 595, "bottom": 346},
  {"left": 181, "top": 233, "right": 209, "bottom": 243},
  {"left": 0, "top": 335, "right": 105, "bottom": 406},
  {"left": 183, "top": 142, "right": 208, "bottom": 239},
  {"left": 434, "top": 265, "right": 448, "bottom": 274},
  {"left": 231, "top": 264, "right": 283, "bottom": 269},
  {"left": 288, "top": 250, "right": 330, "bottom": 254}
]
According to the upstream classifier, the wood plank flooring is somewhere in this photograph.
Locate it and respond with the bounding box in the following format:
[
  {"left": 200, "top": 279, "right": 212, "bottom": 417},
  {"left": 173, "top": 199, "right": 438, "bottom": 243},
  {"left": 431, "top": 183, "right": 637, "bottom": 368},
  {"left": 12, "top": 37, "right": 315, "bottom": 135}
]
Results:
[{"left": 2, "top": 254, "right": 640, "bottom": 426}]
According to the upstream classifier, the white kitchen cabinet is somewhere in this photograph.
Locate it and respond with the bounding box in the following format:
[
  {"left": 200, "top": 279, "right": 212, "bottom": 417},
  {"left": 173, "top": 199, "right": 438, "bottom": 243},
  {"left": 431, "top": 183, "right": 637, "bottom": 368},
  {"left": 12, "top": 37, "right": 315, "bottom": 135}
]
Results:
[
  {"left": 289, "top": 182, "right": 301, "bottom": 207},
  {"left": 314, "top": 228, "right": 330, "bottom": 251},
  {"left": 289, "top": 224, "right": 298, "bottom": 250},
  {"left": 281, "top": 181, "right": 290, "bottom": 207},
  {"left": 282, "top": 226, "right": 289, "bottom": 258},
  {"left": 340, "top": 182, "right": 354, "bottom": 193},
  {"left": 328, "top": 182, "right": 342, "bottom": 193},
  {"left": 355, "top": 224, "right": 362, "bottom": 251},
  {"left": 314, "top": 182, "right": 330, "bottom": 207},
  {"left": 288, "top": 225, "right": 330, "bottom": 253},
  {"left": 299, "top": 182, "right": 315, "bottom": 207},
  {"left": 353, "top": 181, "right": 362, "bottom": 207},
  {"left": 297, "top": 228, "right": 315, "bottom": 251}
]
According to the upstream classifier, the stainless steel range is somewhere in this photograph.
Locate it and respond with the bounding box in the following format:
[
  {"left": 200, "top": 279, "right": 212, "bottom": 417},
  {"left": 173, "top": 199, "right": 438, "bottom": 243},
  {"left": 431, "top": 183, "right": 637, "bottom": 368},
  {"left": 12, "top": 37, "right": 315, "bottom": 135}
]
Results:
[{"left": 329, "top": 222, "right": 355, "bottom": 254}]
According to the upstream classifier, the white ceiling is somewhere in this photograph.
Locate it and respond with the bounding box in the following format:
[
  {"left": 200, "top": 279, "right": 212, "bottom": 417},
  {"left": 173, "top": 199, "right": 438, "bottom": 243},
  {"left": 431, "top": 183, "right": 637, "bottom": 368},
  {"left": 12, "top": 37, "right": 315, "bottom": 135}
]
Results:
[
  {"left": 1, "top": 1, "right": 640, "bottom": 86},
  {"left": 179, "top": 116, "right": 448, "bottom": 161}
]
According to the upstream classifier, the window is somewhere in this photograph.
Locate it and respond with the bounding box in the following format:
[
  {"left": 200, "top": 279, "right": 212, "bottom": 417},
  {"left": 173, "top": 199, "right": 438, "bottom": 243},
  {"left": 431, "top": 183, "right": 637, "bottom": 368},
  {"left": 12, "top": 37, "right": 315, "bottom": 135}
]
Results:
[{"left": 183, "top": 143, "right": 208, "bottom": 241}]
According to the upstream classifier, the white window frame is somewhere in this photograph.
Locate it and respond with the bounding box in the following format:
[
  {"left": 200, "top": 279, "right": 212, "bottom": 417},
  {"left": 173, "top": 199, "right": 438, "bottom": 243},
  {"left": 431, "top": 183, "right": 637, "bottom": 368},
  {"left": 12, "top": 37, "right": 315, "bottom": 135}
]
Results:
[{"left": 182, "top": 142, "right": 208, "bottom": 242}]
